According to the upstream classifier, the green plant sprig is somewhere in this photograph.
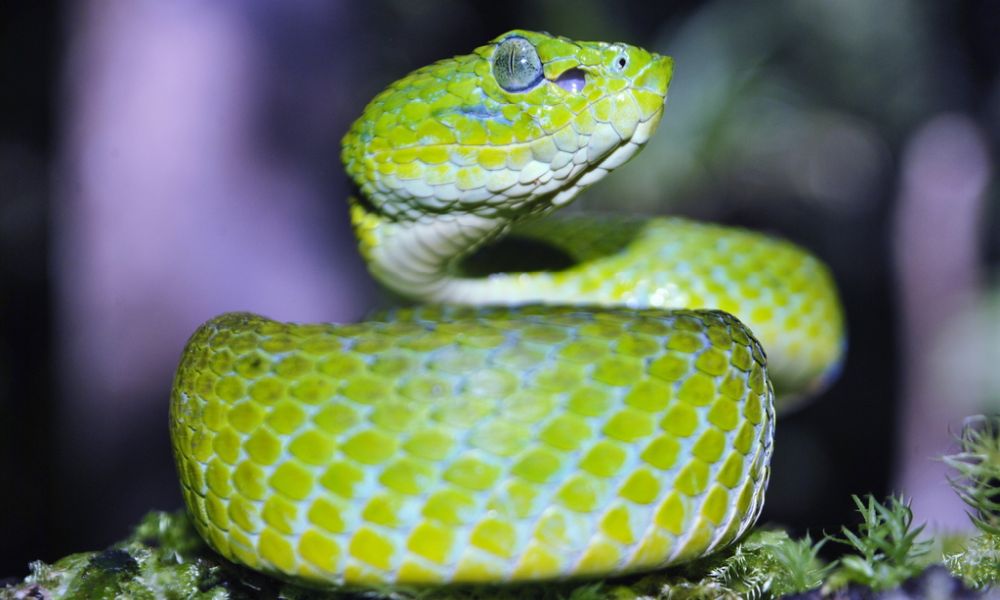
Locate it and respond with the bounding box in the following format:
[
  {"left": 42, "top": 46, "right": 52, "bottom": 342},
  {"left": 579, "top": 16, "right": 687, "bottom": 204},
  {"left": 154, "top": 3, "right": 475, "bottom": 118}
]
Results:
[{"left": 824, "top": 495, "right": 932, "bottom": 591}]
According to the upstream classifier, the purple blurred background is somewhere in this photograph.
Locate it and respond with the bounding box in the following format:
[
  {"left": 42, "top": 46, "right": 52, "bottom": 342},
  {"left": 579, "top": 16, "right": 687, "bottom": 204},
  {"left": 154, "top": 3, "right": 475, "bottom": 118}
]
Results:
[{"left": 1, "top": 0, "right": 998, "bottom": 576}]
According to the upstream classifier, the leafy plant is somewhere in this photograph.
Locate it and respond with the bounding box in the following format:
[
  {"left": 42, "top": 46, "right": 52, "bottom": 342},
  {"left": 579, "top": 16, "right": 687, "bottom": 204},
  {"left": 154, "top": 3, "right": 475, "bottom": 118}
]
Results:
[{"left": 824, "top": 495, "right": 932, "bottom": 591}]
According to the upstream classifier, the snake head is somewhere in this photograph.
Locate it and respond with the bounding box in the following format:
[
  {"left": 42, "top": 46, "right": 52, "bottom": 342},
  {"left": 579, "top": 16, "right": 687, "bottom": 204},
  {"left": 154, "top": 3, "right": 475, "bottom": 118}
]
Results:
[{"left": 342, "top": 30, "right": 672, "bottom": 221}]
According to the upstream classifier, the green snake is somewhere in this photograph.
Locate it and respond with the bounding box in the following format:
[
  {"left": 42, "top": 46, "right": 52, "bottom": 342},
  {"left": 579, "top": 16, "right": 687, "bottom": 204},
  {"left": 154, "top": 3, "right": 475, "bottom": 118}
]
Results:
[{"left": 170, "top": 30, "right": 845, "bottom": 588}]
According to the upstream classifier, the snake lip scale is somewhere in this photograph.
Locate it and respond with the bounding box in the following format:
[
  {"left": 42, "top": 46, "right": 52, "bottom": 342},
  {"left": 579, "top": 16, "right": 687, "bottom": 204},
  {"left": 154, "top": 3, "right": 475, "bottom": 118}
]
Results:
[{"left": 171, "top": 29, "right": 844, "bottom": 589}]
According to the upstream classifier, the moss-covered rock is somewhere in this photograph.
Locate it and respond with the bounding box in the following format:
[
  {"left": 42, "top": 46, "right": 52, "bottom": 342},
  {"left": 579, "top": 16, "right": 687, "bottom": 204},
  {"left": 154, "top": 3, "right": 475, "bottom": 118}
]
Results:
[
  {"left": 0, "top": 513, "right": 825, "bottom": 600},
  {"left": 1, "top": 509, "right": 992, "bottom": 599}
]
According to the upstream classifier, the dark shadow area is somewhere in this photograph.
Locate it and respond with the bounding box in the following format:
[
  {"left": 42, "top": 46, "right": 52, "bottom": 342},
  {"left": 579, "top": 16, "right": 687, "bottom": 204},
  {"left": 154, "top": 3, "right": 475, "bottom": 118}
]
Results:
[
  {"left": 460, "top": 236, "right": 578, "bottom": 277},
  {"left": 0, "top": 1, "right": 59, "bottom": 575}
]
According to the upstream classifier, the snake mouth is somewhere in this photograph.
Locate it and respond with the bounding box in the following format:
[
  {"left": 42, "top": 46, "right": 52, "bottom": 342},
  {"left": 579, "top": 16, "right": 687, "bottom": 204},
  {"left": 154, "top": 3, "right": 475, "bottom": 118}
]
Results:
[{"left": 551, "top": 68, "right": 587, "bottom": 93}]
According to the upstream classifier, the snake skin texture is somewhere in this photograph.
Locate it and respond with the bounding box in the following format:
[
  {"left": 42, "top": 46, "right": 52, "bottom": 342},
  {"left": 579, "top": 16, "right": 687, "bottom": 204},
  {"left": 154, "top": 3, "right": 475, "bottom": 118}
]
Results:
[
  {"left": 172, "top": 308, "right": 773, "bottom": 586},
  {"left": 171, "top": 30, "right": 844, "bottom": 588},
  {"left": 473, "top": 216, "right": 843, "bottom": 396}
]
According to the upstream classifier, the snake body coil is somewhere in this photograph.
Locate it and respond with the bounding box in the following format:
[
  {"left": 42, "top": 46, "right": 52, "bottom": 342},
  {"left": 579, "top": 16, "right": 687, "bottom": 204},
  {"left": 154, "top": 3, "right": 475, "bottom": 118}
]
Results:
[{"left": 171, "top": 30, "right": 844, "bottom": 588}]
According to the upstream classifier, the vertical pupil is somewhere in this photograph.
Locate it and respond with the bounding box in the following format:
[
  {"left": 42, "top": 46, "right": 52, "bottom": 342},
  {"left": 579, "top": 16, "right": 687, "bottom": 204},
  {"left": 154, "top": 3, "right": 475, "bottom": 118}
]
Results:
[{"left": 502, "top": 46, "right": 519, "bottom": 78}]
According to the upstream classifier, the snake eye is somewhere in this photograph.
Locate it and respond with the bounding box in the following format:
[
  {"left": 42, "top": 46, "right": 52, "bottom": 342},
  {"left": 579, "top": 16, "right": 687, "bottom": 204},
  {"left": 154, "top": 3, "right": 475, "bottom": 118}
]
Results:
[{"left": 493, "top": 36, "right": 544, "bottom": 92}]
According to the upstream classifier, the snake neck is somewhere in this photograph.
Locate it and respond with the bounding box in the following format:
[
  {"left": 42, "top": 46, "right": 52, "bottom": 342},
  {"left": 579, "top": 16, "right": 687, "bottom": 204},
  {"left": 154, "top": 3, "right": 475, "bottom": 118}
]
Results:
[{"left": 351, "top": 198, "right": 530, "bottom": 303}]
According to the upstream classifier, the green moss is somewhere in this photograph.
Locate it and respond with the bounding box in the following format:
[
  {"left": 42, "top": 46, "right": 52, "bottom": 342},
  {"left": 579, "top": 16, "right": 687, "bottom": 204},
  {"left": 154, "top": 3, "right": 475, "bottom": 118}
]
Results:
[
  {"left": 943, "top": 415, "right": 1000, "bottom": 537},
  {"left": 944, "top": 533, "right": 1000, "bottom": 591},
  {"left": 941, "top": 414, "right": 1000, "bottom": 589},
  {"left": 0, "top": 512, "right": 827, "bottom": 600},
  {"left": 627, "top": 530, "right": 829, "bottom": 599},
  {"left": 4, "top": 513, "right": 213, "bottom": 600}
]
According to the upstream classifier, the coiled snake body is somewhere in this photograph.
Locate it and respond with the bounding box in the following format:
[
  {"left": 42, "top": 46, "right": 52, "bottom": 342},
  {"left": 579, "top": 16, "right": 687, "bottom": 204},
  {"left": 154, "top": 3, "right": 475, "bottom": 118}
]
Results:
[{"left": 170, "top": 30, "right": 844, "bottom": 588}]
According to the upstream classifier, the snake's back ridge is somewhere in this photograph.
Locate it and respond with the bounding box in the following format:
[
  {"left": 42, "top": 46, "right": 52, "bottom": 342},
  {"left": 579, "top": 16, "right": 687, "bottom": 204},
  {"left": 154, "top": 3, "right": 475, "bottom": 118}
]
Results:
[{"left": 171, "top": 29, "right": 844, "bottom": 588}]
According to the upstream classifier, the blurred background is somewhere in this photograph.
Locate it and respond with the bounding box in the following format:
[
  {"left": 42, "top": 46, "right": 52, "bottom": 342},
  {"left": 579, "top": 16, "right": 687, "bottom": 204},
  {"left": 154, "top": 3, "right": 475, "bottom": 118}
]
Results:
[{"left": 1, "top": 0, "right": 998, "bottom": 578}]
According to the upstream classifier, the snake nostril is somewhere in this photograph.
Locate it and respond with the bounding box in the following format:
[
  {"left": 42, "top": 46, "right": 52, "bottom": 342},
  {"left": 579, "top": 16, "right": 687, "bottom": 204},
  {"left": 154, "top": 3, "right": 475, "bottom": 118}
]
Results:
[{"left": 554, "top": 68, "right": 586, "bottom": 93}]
